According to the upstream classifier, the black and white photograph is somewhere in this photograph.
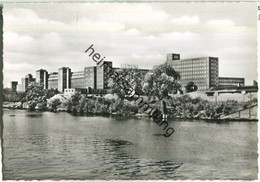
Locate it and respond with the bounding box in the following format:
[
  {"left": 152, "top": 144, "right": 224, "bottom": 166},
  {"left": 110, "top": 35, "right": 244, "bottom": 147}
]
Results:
[{"left": 1, "top": 2, "right": 258, "bottom": 180}]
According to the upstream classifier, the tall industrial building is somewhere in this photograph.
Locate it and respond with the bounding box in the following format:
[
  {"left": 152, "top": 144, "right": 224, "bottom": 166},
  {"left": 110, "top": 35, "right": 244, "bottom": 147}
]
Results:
[
  {"left": 166, "top": 53, "right": 244, "bottom": 90},
  {"left": 36, "top": 69, "right": 48, "bottom": 89},
  {"left": 13, "top": 53, "right": 245, "bottom": 93},
  {"left": 84, "top": 66, "right": 97, "bottom": 89},
  {"left": 11, "top": 81, "right": 18, "bottom": 91},
  {"left": 17, "top": 74, "right": 35, "bottom": 92},
  {"left": 58, "top": 67, "right": 71, "bottom": 92},
  {"left": 167, "top": 53, "right": 219, "bottom": 90},
  {"left": 97, "top": 61, "right": 112, "bottom": 89}
]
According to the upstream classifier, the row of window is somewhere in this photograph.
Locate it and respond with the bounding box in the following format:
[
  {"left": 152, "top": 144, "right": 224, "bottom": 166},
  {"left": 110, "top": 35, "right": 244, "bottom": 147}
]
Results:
[
  {"left": 173, "top": 64, "right": 207, "bottom": 68},
  {"left": 181, "top": 71, "right": 207, "bottom": 75},
  {"left": 220, "top": 80, "right": 244, "bottom": 82},
  {"left": 181, "top": 76, "right": 208, "bottom": 79},
  {"left": 219, "top": 83, "right": 243, "bottom": 86}
]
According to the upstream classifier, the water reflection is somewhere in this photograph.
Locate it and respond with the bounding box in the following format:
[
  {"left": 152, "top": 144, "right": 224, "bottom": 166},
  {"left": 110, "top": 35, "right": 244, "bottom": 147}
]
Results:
[{"left": 25, "top": 113, "right": 43, "bottom": 118}]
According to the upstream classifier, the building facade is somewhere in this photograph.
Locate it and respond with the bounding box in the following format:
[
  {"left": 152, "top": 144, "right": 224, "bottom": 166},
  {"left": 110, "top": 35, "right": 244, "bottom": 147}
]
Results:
[
  {"left": 218, "top": 77, "right": 245, "bottom": 87},
  {"left": 166, "top": 53, "right": 246, "bottom": 91},
  {"left": 58, "top": 67, "right": 71, "bottom": 92},
  {"left": 48, "top": 72, "right": 58, "bottom": 89},
  {"left": 14, "top": 52, "right": 246, "bottom": 93},
  {"left": 71, "top": 71, "right": 85, "bottom": 88},
  {"left": 85, "top": 66, "right": 97, "bottom": 89},
  {"left": 11, "top": 81, "right": 18, "bottom": 91},
  {"left": 167, "top": 53, "right": 219, "bottom": 90},
  {"left": 17, "top": 74, "right": 35, "bottom": 92},
  {"left": 36, "top": 69, "right": 48, "bottom": 89},
  {"left": 97, "top": 61, "right": 112, "bottom": 89}
]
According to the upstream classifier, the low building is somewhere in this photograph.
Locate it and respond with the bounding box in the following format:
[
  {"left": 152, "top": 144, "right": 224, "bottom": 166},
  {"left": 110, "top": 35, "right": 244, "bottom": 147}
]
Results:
[
  {"left": 64, "top": 88, "right": 87, "bottom": 95},
  {"left": 64, "top": 87, "right": 107, "bottom": 96},
  {"left": 206, "top": 85, "right": 258, "bottom": 96},
  {"left": 218, "top": 77, "right": 245, "bottom": 87}
]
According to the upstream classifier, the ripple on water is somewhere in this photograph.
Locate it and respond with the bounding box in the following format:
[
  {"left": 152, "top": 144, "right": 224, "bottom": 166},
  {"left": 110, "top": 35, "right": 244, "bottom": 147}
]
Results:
[{"left": 2, "top": 109, "right": 257, "bottom": 180}]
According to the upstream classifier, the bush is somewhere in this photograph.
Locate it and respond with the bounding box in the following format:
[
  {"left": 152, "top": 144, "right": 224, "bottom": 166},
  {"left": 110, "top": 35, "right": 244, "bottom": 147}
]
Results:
[{"left": 49, "top": 99, "right": 61, "bottom": 111}]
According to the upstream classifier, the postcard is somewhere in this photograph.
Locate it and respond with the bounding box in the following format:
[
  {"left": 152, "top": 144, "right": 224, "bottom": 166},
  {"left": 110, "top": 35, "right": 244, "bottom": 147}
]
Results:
[{"left": 1, "top": 2, "right": 258, "bottom": 180}]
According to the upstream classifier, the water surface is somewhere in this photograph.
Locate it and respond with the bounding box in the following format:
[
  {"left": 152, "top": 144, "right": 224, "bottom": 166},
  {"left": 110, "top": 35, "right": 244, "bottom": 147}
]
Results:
[{"left": 2, "top": 109, "right": 258, "bottom": 180}]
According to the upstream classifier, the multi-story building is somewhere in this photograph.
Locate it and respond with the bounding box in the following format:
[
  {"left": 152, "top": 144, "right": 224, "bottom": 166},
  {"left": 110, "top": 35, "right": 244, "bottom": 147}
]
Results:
[
  {"left": 218, "top": 77, "right": 245, "bottom": 87},
  {"left": 113, "top": 67, "right": 149, "bottom": 81},
  {"left": 166, "top": 53, "right": 246, "bottom": 91},
  {"left": 167, "top": 53, "right": 219, "bottom": 90},
  {"left": 97, "top": 61, "right": 112, "bottom": 89},
  {"left": 84, "top": 66, "right": 97, "bottom": 89},
  {"left": 10, "top": 81, "right": 18, "bottom": 91},
  {"left": 14, "top": 52, "right": 246, "bottom": 93},
  {"left": 48, "top": 72, "right": 58, "bottom": 89},
  {"left": 71, "top": 71, "right": 85, "bottom": 88},
  {"left": 25, "top": 74, "right": 34, "bottom": 83},
  {"left": 58, "top": 67, "right": 71, "bottom": 92},
  {"left": 36, "top": 69, "right": 48, "bottom": 89},
  {"left": 17, "top": 74, "right": 35, "bottom": 92}
]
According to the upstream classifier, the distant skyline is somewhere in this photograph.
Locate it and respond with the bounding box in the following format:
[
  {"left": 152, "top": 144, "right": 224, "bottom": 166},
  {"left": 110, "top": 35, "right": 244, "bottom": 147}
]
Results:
[{"left": 3, "top": 3, "right": 257, "bottom": 87}]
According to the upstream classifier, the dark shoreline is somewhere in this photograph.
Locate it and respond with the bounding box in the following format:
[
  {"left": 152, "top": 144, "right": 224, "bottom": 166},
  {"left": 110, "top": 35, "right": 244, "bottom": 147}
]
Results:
[{"left": 3, "top": 107, "right": 258, "bottom": 122}]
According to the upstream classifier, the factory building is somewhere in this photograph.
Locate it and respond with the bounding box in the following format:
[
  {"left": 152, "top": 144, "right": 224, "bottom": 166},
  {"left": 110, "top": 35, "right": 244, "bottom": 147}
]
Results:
[
  {"left": 36, "top": 69, "right": 48, "bottom": 89},
  {"left": 10, "top": 81, "right": 18, "bottom": 91},
  {"left": 166, "top": 53, "right": 244, "bottom": 90},
  {"left": 12, "top": 53, "right": 246, "bottom": 93}
]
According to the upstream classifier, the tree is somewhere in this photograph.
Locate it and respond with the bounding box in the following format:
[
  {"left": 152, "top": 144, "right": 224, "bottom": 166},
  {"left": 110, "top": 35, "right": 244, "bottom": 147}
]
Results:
[
  {"left": 25, "top": 83, "right": 47, "bottom": 110},
  {"left": 185, "top": 81, "right": 198, "bottom": 93},
  {"left": 67, "top": 92, "right": 82, "bottom": 113},
  {"left": 45, "top": 88, "right": 59, "bottom": 99},
  {"left": 18, "top": 92, "right": 26, "bottom": 104},
  {"left": 143, "top": 63, "right": 181, "bottom": 100},
  {"left": 108, "top": 68, "right": 146, "bottom": 100},
  {"left": 49, "top": 99, "right": 61, "bottom": 111},
  {"left": 3, "top": 88, "right": 20, "bottom": 102}
]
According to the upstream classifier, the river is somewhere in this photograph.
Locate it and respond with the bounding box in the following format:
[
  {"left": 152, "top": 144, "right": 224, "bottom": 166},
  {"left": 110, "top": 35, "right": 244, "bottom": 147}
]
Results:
[{"left": 2, "top": 109, "right": 258, "bottom": 180}]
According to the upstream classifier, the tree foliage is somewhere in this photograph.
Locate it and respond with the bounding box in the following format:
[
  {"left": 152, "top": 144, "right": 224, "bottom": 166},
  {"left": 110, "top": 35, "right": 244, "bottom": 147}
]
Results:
[
  {"left": 25, "top": 83, "right": 59, "bottom": 110},
  {"left": 185, "top": 81, "right": 198, "bottom": 93},
  {"left": 108, "top": 68, "right": 146, "bottom": 99},
  {"left": 49, "top": 99, "right": 61, "bottom": 112},
  {"left": 3, "top": 88, "right": 22, "bottom": 102},
  {"left": 67, "top": 92, "right": 82, "bottom": 113},
  {"left": 143, "top": 63, "right": 181, "bottom": 100}
]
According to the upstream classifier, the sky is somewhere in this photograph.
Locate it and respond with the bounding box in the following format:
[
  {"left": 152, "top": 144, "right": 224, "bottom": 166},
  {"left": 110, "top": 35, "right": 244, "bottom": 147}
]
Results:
[{"left": 3, "top": 3, "right": 258, "bottom": 87}]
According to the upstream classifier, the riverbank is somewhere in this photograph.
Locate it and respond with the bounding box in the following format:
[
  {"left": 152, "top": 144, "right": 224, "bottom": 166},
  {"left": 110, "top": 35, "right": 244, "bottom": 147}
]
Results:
[
  {"left": 3, "top": 83, "right": 258, "bottom": 121},
  {"left": 3, "top": 100, "right": 258, "bottom": 121}
]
